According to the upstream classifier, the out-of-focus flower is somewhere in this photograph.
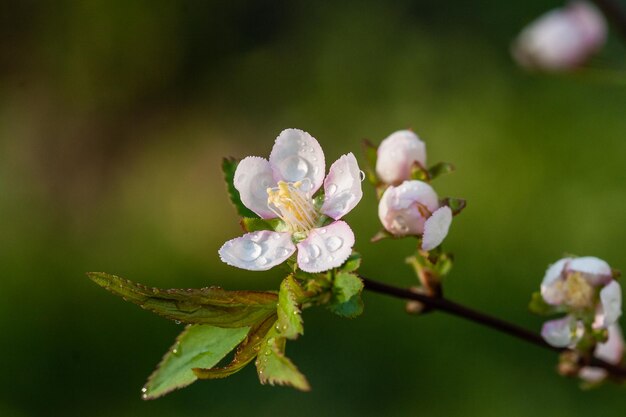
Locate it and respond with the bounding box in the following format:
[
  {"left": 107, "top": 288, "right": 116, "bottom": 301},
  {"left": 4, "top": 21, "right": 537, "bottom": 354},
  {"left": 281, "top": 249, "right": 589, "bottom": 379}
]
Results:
[
  {"left": 511, "top": 1, "right": 607, "bottom": 72},
  {"left": 376, "top": 130, "right": 426, "bottom": 185},
  {"left": 540, "top": 256, "right": 622, "bottom": 347},
  {"left": 578, "top": 324, "right": 625, "bottom": 383},
  {"left": 378, "top": 180, "right": 452, "bottom": 250},
  {"left": 219, "top": 129, "right": 363, "bottom": 273}
]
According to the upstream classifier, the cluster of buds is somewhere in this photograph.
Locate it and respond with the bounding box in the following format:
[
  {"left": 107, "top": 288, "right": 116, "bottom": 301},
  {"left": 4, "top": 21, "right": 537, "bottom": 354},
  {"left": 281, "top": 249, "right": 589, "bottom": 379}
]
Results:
[
  {"left": 511, "top": 1, "right": 607, "bottom": 72},
  {"left": 537, "top": 256, "right": 623, "bottom": 383}
]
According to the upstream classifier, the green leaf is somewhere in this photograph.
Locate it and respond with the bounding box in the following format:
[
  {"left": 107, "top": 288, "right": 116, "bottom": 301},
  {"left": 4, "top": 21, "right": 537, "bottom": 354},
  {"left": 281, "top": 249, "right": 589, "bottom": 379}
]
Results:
[
  {"left": 277, "top": 276, "right": 304, "bottom": 340},
  {"left": 332, "top": 272, "right": 364, "bottom": 304},
  {"left": 256, "top": 327, "right": 310, "bottom": 391},
  {"left": 240, "top": 217, "right": 287, "bottom": 233},
  {"left": 88, "top": 272, "right": 277, "bottom": 327},
  {"left": 193, "top": 314, "right": 277, "bottom": 380},
  {"left": 328, "top": 295, "right": 364, "bottom": 318},
  {"left": 428, "top": 162, "right": 455, "bottom": 180},
  {"left": 440, "top": 197, "right": 466, "bottom": 216},
  {"left": 528, "top": 291, "right": 559, "bottom": 316},
  {"left": 143, "top": 324, "right": 250, "bottom": 400},
  {"left": 340, "top": 252, "right": 362, "bottom": 273},
  {"left": 222, "top": 157, "right": 257, "bottom": 218}
]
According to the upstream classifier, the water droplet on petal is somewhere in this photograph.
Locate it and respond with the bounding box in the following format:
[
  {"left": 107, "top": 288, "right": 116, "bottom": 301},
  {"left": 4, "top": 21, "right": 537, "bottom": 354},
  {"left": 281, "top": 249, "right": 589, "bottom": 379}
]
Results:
[
  {"left": 308, "top": 244, "right": 322, "bottom": 259},
  {"left": 275, "top": 247, "right": 291, "bottom": 257},
  {"left": 327, "top": 184, "right": 338, "bottom": 195},
  {"left": 280, "top": 155, "right": 309, "bottom": 181},
  {"left": 319, "top": 228, "right": 327, "bottom": 234},
  {"left": 392, "top": 216, "right": 409, "bottom": 233},
  {"left": 359, "top": 170, "right": 366, "bottom": 181},
  {"left": 273, "top": 233, "right": 281, "bottom": 240},
  {"left": 326, "top": 236, "right": 343, "bottom": 252},
  {"left": 301, "top": 256, "right": 310, "bottom": 264},
  {"left": 233, "top": 240, "right": 262, "bottom": 262},
  {"left": 256, "top": 256, "right": 268, "bottom": 266},
  {"left": 327, "top": 255, "right": 334, "bottom": 262}
]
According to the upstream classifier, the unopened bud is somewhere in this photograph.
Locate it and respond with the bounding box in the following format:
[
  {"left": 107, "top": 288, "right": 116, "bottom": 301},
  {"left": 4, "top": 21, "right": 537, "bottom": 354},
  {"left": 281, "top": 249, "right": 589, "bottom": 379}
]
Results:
[{"left": 376, "top": 130, "right": 426, "bottom": 185}]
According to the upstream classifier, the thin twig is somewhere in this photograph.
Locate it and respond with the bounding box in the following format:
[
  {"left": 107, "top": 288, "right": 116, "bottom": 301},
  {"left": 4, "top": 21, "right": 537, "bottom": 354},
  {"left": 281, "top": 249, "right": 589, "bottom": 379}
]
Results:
[{"left": 359, "top": 275, "right": 626, "bottom": 378}]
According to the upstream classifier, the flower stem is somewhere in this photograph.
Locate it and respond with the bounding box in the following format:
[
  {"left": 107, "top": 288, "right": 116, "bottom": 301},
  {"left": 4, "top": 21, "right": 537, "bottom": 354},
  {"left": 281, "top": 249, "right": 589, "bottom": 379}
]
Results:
[{"left": 359, "top": 275, "right": 626, "bottom": 378}]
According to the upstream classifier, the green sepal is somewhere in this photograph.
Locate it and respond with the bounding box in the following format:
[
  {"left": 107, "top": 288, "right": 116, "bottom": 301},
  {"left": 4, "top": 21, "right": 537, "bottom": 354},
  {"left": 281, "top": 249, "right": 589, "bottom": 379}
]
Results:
[
  {"left": 370, "top": 229, "right": 394, "bottom": 243},
  {"left": 340, "top": 252, "right": 362, "bottom": 273},
  {"left": 428, "top": 162, "right": 455, "bottom": 180},
  {"left": 440, "top": 197, "right": 466, "bottom": 216},
  {"left": 222, "top": 157, "right": 258, "bottom": 218},
  {"left": 256, "top": 326, "right": 311, "bottom": 391},
  {"left": 277, "top": 276, "right": 305, "bottom": 340},
  {"left": 409, "top": 161, "right": 429, "bottom": 182},
  {"left": 193, "top": 314, "right": 277, "bottom": 380},
  {"left": 240, "top": 217, "right": 287, "bottom": 233},
  {"left": 327, "top": 272, "right": 365, "bottom": 318},
  {"left": 528, "top": 291, "right": 560, "bottom": 316},
  {"left": 142, "top": 324, "right": 250, "bottom": 400},
  {"left": 88, "top": 272, "right": 277, "bottom": 327}
]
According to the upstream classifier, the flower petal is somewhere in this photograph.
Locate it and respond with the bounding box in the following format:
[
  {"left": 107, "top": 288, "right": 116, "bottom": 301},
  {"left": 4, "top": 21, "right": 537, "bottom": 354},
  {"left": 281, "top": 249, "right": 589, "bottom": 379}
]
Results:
[
  {"left": 599, "top": 281, "right": 622, "bottom": 328},
  {"left": 375, "top": 130, "right": 426, "bottom": 185},
  {"left": 321, "top": 153, "right": 363, "bottom": 220},
  {"left": 421, "top": 206, "right": 453, "bottom": 251},
  {"left": 296, "top": 221, "right": 355, "bottom": 273},
  {"left": 541, "top": 316, "right": 582, "bottom": 348},
  {"left": 269, "top": 129, "right": 325, "bottom": 193},
  {"left": 568, "top": 256, "right": 613, "bottom": 286},
  {"left": 233, "top": 156, "right": 277, "bottom": 219},
  {"left": 580, "top": 324, "right": 624, "bottom": 383},
  {"left": 219, "top": 231, "right": 295, "bottom": 271},
  {"left": 540, "top": 258, "right": 570, "bottom": 305},
  {"left": 378, "top": 180, "right": 439, "bottom": 236}
]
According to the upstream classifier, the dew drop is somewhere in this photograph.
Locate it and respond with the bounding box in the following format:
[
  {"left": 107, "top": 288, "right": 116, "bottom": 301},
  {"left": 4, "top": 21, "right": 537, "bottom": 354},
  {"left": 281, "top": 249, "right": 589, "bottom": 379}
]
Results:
[
  {"left": 256, "top": 256, "right": 268, "bottom": 267},
  {"left": 272, "top": 233, "right": 281, "bottom": 240},
  {"left": 326, "top": 236, "right": 343, "bottom": 252},
  {"left": 233, "top": 240, "right": 262, "bottom": 262},
  {"left": 327, "top": 255, "right": 334, "bottom": 262},
  {"left": 281, "top": 325, "right": 288, "bottom": 331},
  {"left": 174, "top": 320, "right": 182, "bottom": 325},
  {"left": 392, "top": 216, "right": 409, "bottom": 233},
  {"left": 142, "top": 394, "right": 148, "bottom": 400},
  {"left": 359, "top": 170, "right": 366, "bottom": 182},
  {"left": 301, "top": 256, "right": 310, "bottom": 264},
  {"left": 327, "top": 183, "right": 338, "bottom": 196},
  {"left": 280, "top": 155, "right": 309, "bottom": 181},
  {"left": 275, "top": 247, "right": 291, "bottom": 257},
  {"left": 319, "top": 228, "right": 327, "bottom": 234},
  {"left": 141, "top": 387, "right": 147, "bottom": 393},
  {"left": 308, "top": 244, "right": 322, "bottom": 259}
]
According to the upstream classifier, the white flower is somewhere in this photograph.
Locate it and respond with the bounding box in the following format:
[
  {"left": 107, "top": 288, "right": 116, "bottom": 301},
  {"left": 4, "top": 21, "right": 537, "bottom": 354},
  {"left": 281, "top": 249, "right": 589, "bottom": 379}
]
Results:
[
  {"left": 376, "top": 130, "right": 426, "bottom": 185},
  {"left": 541, "top": 315, "right": 585, "bottom": 348},
  {"left": 579, "top": 324, "right": 625, "bottom": 383},
  {"left": 378, "top": 180, "right": 452, "bottom": 251},
  {"left": 511, "top": 1, "right": 607, "bottom": 72},
  {"left": 219, "top": 128, "right": 363, "bottom": 273}
]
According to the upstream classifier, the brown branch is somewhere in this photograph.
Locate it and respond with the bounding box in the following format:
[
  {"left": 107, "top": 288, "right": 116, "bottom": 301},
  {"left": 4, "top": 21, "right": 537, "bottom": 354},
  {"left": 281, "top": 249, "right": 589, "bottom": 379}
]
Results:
[{"left": 359, "top": 275, "right": 626, "bottom": 379}]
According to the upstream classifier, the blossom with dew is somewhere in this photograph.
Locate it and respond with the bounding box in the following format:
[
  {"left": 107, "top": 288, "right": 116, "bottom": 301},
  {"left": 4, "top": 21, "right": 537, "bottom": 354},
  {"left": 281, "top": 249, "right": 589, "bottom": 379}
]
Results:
[
  {"left": 378, "top": 180, "right": 452, "bottom": 251},
  {"left": 375, "top": 130, "right": 426, "bottom": 185},
  {"left": 511, "top": 1, "right": 607, "bottom": 72},
  {"left": 219, "top": 128, "right": 363, "bottom": 273},
  {"left": 540, "top": 256, "right": 622, "bottom": 347},
  {"left": 578, "top": 324, "right": 625, "bottom": 383}
]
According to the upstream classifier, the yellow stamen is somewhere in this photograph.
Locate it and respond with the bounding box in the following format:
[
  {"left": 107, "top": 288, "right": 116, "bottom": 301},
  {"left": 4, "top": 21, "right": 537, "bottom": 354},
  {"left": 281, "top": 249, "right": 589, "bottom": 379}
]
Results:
[
  {"left": 267, "top": 181, "right": 317, "bottom": 233},
  {"left": 555, "top": 272, "right": 594, "bottom": 309}
]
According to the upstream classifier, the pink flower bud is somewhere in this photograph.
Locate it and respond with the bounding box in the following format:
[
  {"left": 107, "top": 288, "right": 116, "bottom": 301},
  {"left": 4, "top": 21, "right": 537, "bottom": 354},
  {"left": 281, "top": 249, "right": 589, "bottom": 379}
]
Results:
[
  {"left": 378, "top": 180, "right": 453, "bottom": 250},
  {"left": 511, "top": 1, "right": 606, "bottom": 72},
  {"left": 375, "top": 130, "right": 426, "bottom": 185}
]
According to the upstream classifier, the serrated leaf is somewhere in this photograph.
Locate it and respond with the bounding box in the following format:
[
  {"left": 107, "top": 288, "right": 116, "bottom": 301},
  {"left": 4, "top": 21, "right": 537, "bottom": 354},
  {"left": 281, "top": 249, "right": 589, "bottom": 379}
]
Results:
[
  {"left": 328, "top": 295, "right": 364, "bottom": 318},
  {"left": 428, "top": 162, "right": 455, "bottom": 179},
  {"left": 256, "top": 327, "right": 310, "bottom": 391},
  {"left": 222, "top": 157, "right": 257, "bottom": 218},
  {"left": 440, "top": 197, "right": 466, "bottom": 216},
  {"left": 193, "top": 314, "right": 277, "bottom": 380},
  {"left": 240, "top": 217, "right": 286, "bottom": 233},
  {"left": 528, "top": 291, "right": 559, "bottom": 316},
  {"left": 88, "top": 272, "right": 277, "bottom": 327},
  {"left": 277, "top": 276, "right": 304, "bottom": 340},
  {"left": 341, "top": 252, "right": 362, "bottom": 273},
  {"left": 332, "top": 272, "right": 364, "bottom": 304},
  {"left": 143, "top": 324, "right": 250, "bottom": 400}
]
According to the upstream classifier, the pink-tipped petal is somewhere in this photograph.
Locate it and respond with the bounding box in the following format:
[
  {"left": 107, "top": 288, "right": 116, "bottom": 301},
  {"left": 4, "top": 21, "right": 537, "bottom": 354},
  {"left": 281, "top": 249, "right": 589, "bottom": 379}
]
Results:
[
  {"left": 540, "top": 258, "right": 571, "bottom": 305},
  {"left": 378, "top": 180, "right": 439, "bottom": 236},
  {"left": 233, "top": 156, "right": 277, "bottom": 219},
  {"left": 375, "top": 130, "right": 426, "bottom": 185},
  {"left": 321, "top": 153, "right": 363, "bottom": 220},
  {"left": 568, "top": 256, "right": 613, "bottom": 286},
  {"left": 296, "top": 221, "right": 355, "bottom": 273},
  {"left": 541, "top": 316, "right": 581, "bottom": 348},
  {"left": 422, "top": 206, "right": 453, "bottom": 251},
  {"left": 219, "top": 231, "right": 295, "bottom": 271},
  {"left": 579, "top": 324, "right": 624, "bottom": 382},
  {"left": 269, "top": 129, "right": 325, "bottom": 193},
  {"left": 599, "top": 281, "right": 622, "bottom": 328}
]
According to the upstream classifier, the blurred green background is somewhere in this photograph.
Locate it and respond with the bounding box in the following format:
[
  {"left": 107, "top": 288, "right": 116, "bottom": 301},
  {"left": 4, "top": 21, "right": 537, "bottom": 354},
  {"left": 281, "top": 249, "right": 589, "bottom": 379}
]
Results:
[{"left": 2, "top": 1, "right": 626, "bottom": 416}]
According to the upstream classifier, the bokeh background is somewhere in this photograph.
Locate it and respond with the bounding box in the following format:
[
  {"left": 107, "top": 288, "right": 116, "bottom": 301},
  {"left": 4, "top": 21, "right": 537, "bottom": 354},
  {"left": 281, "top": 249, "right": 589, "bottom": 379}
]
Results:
[{"left": 2, "top": 1, "right": 626, "bottom": 416}]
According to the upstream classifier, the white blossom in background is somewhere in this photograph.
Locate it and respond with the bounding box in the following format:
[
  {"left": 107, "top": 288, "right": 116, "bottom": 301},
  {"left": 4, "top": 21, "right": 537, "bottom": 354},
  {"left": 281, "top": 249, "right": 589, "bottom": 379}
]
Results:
[
  {"left": 219, "top": 128, "right": 363, "bottom": 273},
  {"left": 511, "top": 1, "right": 607, "bottom": 72},
  {"left": 540, "top": 256, "right": 622, "bottom": 347},
  {"left": 378, "top": 180, "right": 452, "bottom": 251},
  {"left": 376, "top": 130, "right": 426, "bottom": 185},
  {"left": 579, "top": 324, "right": 625, "bottom": 383}
]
